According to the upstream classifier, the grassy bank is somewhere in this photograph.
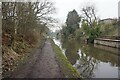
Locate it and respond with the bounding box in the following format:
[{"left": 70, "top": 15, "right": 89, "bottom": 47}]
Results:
[
  {"left": 16, "top": 37, "right": 46, "bottom": 66},
  {"left": 2, "top": 36, "right": 46, "bottom": 77},
  {"left": 50, "top": 39, "right": 81, "bottom": 78}
]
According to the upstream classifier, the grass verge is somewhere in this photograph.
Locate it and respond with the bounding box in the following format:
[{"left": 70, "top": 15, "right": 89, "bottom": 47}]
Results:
[{"left": 50, "top": 39, "right": 81, "bottom": 78}]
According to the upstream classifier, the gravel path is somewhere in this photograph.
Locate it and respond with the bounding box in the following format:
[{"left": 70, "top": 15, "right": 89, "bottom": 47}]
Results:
[{"left": 9, "top": 39, "right": 63, "bottom": 78}]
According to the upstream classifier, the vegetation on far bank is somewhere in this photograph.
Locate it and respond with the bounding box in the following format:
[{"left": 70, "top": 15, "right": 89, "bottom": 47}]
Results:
[
  {"left": 50, "top": 39, "right": 81, "bottom": 78},
  {"left": 59, "top": 5, "right": 119, "bottom": 43}
]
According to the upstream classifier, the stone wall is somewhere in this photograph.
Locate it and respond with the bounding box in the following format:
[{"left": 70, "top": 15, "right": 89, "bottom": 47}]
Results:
[
  {"left": 94, "top": 44, "right": 119, "bottom": 55},
  {"left": 94, "top": 38, "right": 120, "bottom": 49}
]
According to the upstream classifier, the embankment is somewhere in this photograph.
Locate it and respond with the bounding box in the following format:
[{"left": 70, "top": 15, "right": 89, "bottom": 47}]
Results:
[
  {"left": 94, "top": 38, "right": 120, "bottom": 55},
  {"left": 50, "top": 39, "right": 81, "bottom": 78}
]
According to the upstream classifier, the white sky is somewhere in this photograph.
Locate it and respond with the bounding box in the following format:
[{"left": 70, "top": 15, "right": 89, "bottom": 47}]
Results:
[{"left": 52, "top": 0, "right": 120, "bottom": 25}]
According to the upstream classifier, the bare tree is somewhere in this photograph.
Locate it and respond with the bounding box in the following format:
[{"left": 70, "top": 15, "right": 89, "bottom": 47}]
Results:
[
  {"left": 32, "top": 0, "right": 56, "bottom": 23},
  {"left": 2, "top": 0, "right": 56, "bottom": 48},
  {"left": 81, "top": 5, "right": 98, "bottom": 27}
]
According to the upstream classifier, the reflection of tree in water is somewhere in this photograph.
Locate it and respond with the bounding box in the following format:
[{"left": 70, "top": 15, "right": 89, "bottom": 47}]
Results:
[
  {"left": 81, "top": 44, "right": 119, "bottom": 67},
  {"left": 65, "top": 49, "right": 79, "bottom": 65},
  {"left": 75, "top": 50, "right": 99, "bottom": 78},
  {"left": 75, "top": 44, "right": 119, "bottom": 78},
  {"left": 61, "top": 38, "right": 119, "bottom": 78},
  {"left": 62, "top": 39, "right": 80, "bottom": 65}
]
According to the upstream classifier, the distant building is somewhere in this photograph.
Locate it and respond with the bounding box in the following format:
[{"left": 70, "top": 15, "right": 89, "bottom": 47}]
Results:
[{"left": 99, "top": 18, "right": 116, "bottom": 24}]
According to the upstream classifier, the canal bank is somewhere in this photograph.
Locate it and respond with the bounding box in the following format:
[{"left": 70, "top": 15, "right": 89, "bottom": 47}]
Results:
[
  {"left": 94, "top": 44, "right": 120, "bottom": 55},
  {"left": 3, "top": 39, "right": 64, "bottom": 78},
  {"left": 51, "top": 39, "right": 81, "bottom": 78},
  {"left": 94, "top": 37, "right": 120, "bottom": 55},
  {"left": 53, "top": 38, "right": 119, "bottom": 78},
  {"left": 94, "top": 38, "right": 120, "bottom": 48}
]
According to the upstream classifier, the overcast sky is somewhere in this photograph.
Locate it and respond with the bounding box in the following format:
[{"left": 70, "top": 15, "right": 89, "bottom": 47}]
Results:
[{"left": 52, "top": 0, "right": 120, "bottom": 26}]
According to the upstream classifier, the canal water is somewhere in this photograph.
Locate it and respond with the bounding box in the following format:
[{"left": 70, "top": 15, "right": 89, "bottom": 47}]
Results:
[{"left": 53, "top": 38, "right": 119, "bottom": 78}]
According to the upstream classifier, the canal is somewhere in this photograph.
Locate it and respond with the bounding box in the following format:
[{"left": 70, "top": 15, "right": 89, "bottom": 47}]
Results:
[{"left": 53, "top": 38, "right": 119, "bottom": 78}]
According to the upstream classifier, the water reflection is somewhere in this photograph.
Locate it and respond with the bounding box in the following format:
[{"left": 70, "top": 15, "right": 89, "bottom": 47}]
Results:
[
  {"left": 54, "top": 38, "right": 119, "bottom": 78},
  {"left": 74, "top": 49, "right": 99, "bottom": 78},
  {"left": 63, "top": 39, "right": 80, "bottom": 65},
  {"left": 94, "top": 44, "right": 119, "bottom": 55},
  {"left": 53, "top": 38, "right": 66, "bottom": 57}
]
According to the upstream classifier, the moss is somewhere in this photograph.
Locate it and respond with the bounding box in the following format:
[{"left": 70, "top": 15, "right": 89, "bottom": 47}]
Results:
[{"left": 50, "top": 39, "right": 82, "bottom": 78}]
